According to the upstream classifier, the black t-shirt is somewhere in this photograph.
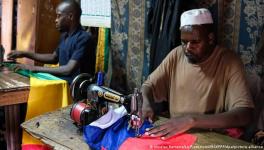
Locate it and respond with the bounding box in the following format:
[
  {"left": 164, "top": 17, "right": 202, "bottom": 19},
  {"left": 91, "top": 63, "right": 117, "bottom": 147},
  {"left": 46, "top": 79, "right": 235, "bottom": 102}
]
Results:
[{"left": 56, "top": 26, "right": 95, "bottom": 84}]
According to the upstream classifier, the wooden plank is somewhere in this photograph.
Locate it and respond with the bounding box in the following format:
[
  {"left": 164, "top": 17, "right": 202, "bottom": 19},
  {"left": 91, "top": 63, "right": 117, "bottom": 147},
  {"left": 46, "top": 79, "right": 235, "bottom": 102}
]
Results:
[
  {"left": 0, "top": 67, "right": 29, "bottom": 92},
  {"left": 17, "top": 0, "right": 60, "bottom": 66},
  {"left": 35, "top": 0, "right": 60, "bottom": 55},
  {"left": 0, "top": 67, "right": 29, "bottom": 106},
  {"left": 1, "top": 0, "right": 14, "bottom": 56},
  {"left": 16, "top": 0, "right": 37, "bottom": 65},
  {"left": 5, "top": 105, "right": 21, "bottom": 150},
  {"left": 0, "top": 90, "right": 29, "bottom": 106},
  {"left": 5, "top": 105, "right": 11, "bottom": 150}
]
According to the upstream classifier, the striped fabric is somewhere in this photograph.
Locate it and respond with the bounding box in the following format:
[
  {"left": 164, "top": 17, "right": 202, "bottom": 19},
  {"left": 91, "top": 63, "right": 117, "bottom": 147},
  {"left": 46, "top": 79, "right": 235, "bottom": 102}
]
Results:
[
  {"left": 22, "top": 76, "right": 72, "bottom": 149},
  {"left": 2, "top": 64, "right": 73, "bottom": 150},
  {"left": 95, "top": 28, "right": 110, "bottom": 73}
]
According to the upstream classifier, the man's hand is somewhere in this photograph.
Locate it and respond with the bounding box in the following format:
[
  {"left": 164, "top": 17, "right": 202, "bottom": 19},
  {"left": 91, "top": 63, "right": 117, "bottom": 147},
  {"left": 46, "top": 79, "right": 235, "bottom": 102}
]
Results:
[
  {"left": 145, "top": 116, "right": 195, "bottom": 140},
  {"left": 7, "top": 51, "right": 25, "bottom": 60},
  {"left": 141, "top": 102, "right": 155, "bottom": 124},
  {"left": 13, "top": 64, "right": 35, "bottom": 72}
]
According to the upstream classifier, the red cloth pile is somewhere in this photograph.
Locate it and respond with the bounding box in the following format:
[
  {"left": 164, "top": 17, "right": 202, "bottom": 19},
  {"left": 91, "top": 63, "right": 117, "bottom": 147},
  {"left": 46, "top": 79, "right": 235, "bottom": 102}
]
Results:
[{"left": 120, "top": 134, "right": 197, "bottom": 150}]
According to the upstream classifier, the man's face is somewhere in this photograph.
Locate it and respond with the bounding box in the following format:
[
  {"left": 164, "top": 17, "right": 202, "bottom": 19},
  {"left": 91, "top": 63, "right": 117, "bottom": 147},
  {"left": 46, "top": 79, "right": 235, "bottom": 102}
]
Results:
[
  {"left": 55, "top": 4, "right": 71, "bottom": 33},
  {"left": 180, "top": 26, "right": 214, "bottom": 64}
]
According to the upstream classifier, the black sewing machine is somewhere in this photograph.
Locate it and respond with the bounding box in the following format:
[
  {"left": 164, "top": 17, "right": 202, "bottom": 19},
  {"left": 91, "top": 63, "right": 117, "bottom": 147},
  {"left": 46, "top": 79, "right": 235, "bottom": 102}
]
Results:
[{"left": 70, "top": 73, "right": 142, "bottom": 129}]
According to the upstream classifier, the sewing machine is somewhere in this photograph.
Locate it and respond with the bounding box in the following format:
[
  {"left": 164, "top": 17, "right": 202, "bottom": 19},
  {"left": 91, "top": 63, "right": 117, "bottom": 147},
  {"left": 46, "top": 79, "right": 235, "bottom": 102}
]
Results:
[{"left": 70, "top": 73, "right": 142, "bottom": 135}]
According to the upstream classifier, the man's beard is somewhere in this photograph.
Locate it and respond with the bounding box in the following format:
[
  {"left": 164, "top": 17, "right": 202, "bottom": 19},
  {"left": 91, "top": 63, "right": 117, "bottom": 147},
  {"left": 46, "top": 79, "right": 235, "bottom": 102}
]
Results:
[{"left": 184, "top": 52, "right": 198, "bottom": 64}]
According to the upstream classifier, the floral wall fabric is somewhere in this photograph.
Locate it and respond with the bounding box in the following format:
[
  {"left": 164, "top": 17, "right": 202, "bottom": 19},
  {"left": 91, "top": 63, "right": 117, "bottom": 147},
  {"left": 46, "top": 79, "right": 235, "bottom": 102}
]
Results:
[
  {"left": 110, "top": 0, "right": 151, "bottom": 93},
  {"left": 199, "top": 0, "right": 264, "bottom": 76},
  {"left": 110, "top": 0, "right": 264, "bottom": 94}
]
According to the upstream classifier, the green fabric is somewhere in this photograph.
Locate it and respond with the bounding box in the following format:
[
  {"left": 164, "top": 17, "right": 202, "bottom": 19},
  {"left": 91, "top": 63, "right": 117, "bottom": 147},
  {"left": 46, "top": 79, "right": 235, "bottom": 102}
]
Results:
[{"left": 3, "top": 62, "right": 61, "bottom": 80}]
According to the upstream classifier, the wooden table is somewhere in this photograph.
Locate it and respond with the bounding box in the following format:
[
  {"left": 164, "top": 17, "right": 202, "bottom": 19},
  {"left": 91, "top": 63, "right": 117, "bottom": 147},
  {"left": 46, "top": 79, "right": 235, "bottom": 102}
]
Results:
[
  {"left": 21, "top": 106, "right": 260, "bottom": 150},
  {"left": 0, "top": 66, "right": 30, "bottom": 150}
]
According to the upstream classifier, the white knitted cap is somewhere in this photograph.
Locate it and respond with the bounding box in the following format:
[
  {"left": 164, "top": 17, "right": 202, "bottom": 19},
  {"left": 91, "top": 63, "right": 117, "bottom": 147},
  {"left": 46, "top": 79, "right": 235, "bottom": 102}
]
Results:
[{"left": 180, "top": 8, "right": 213, "bottom": 28}]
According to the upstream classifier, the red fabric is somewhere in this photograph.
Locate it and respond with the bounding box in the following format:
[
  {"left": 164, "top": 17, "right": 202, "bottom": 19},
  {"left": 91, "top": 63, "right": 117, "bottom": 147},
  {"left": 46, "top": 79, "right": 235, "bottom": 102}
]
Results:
[
  {"left": 225, "top": 128, "right": 243, "bottom": 138},
  {"left": 22, "top": 144, "right": 52, "bottom": 150},
  {"left": 119, "top": 134, "right": 197, "bottom": 150}
]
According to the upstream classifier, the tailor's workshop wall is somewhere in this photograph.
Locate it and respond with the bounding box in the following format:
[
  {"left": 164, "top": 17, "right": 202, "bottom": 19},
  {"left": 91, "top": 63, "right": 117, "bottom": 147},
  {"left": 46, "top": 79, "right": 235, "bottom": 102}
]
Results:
[
  {"left": 16, "top": 0, "right": 60, "bottom": 65},
  {"left": 109, "top": 0, "right": 264, "bottom": 93}
]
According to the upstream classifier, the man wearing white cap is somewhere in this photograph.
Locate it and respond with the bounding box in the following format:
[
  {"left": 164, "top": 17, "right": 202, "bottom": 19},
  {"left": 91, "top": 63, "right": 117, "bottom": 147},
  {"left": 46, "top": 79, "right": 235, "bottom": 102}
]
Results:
[{"left": 141, "top": 8, "right": 254, "bottom": 139}]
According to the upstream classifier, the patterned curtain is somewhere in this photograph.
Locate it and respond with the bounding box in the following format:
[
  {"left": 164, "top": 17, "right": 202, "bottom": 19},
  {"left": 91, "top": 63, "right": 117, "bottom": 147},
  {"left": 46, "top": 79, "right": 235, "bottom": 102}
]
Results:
[
  {"left": 198, "top": 0, "right": 264, "bottom": 77},
  {"left": 110, "top": 0, "right": 151, "bottom": 94}
]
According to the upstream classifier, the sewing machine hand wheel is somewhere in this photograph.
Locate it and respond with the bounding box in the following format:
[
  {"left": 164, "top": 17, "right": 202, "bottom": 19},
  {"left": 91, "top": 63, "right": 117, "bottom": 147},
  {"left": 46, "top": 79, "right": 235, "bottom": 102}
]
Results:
[{"left": 70, "top": 73, "right": 94, "bottom": 102}]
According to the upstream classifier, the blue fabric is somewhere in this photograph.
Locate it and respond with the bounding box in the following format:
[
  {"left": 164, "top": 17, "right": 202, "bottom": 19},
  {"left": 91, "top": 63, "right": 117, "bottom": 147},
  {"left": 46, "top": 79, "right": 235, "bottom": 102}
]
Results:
[
  {"left": 83, "top": 115, "right": 153, "bottom": 150},
  {"left": 56, "top": 26, "right": 93, "bottom": 83}
]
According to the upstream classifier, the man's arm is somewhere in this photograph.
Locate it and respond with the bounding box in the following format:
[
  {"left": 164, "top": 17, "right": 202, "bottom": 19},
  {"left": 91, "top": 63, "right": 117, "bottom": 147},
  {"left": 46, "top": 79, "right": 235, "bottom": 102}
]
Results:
[
  {"left": 191, "top": 107, "right": 252, "bottom": 128},
  {"left": 146, "top": 107, "right": 252, "bottom": 139},
  {"left": 14, "top": 59, "right": 79, "bottom": 76},
  {"left": 7, "top": 50, "right": 58, "bottom": 64},
  {"left": 141, "top": 85, "right": 156, "bottom": 122},
  {"left": 145, "top": 105, "right": 252, "bottom": 140},
  {"left": 142, "top": 85, "right": 253, "bottom": 140}
]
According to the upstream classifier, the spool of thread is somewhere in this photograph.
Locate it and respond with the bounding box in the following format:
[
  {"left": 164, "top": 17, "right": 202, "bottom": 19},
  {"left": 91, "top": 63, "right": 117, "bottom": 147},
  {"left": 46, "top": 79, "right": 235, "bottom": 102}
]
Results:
[
  {"left": 70, "top": 102, "right": 88, "bottom": 125},
  {"left": 70, "top": 102, "right": 99, "bottom": 126}
]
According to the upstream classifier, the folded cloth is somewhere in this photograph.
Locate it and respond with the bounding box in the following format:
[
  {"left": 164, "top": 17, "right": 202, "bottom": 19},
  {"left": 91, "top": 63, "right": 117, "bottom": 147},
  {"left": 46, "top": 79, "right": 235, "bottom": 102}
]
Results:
[
  {"left": 119, "top": 134, "right": 197, "bottom": 150},
  {"left": 83, "top": 106, "right": 153, "bottom": 150},
  {"left": 225, "top": 128, "right": 243, "bottom": 139},
  {"left": 21, "top": 71, "right": 72, "bottom": 150},
  {"left": 89, "top": 105, "right": 128, "bottom": 129},
  {"left": 22, "top": 144, "right": 52, "bottom": 150}
]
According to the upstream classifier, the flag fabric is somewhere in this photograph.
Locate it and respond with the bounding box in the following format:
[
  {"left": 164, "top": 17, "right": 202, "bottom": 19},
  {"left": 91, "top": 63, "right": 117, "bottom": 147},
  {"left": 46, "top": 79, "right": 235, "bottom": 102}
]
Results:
[
  {"left": 22, "top": 76, "right": 72, "bottom": 150},
  {"left": 21, "top": 144, "right": 52, "bottom": 150},
  {"left": 95, "top": 28, "right": 110, "bottom": 73},
  {"left": 119, "top": 134, "right": 197, "bottom": 150},
  {"left": 83, "top": 105, "right": 197, "bottom": 150},
  {"left": 3, "top": 63, "right": 73, "bottom": 150},
  {"left": 83, "top": 106, "right": 153, "bottom": 150}
]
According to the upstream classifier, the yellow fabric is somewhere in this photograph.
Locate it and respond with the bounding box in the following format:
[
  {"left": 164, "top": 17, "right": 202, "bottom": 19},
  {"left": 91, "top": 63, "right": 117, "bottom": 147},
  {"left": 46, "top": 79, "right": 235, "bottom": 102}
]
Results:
[
  {"left": 95, "top": 28, "right": 106, "bottom": 72},
  {"left": 22, "top": 77, "right": 72, "bottom": 145}
]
